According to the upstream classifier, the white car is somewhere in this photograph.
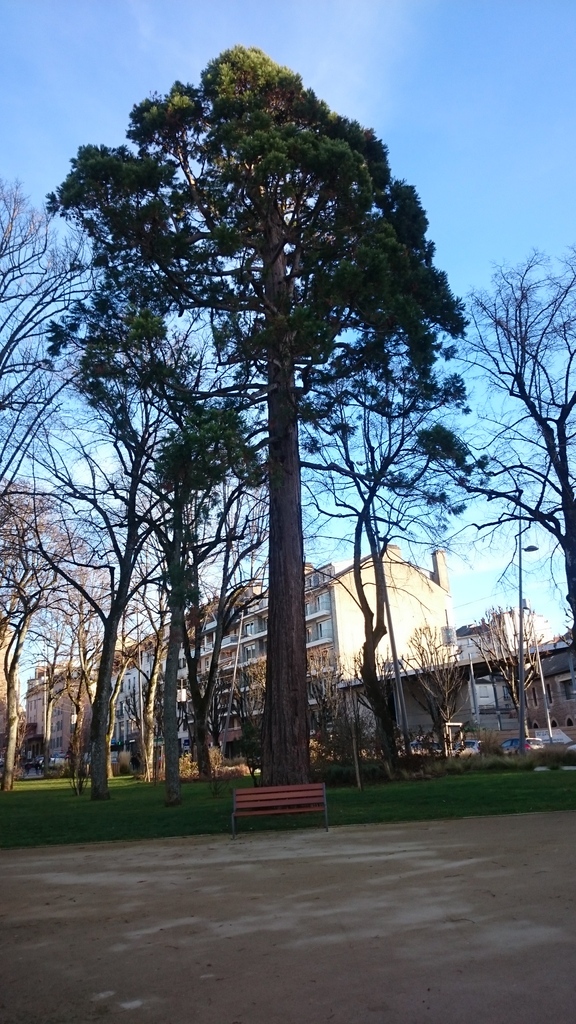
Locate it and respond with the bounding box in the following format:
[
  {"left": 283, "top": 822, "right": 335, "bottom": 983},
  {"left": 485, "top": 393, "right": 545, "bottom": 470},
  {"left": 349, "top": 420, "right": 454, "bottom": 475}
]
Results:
[
  {"left": 456, "top": 739, "right": 482, "bottom": 756},
  {"left": 49, "top": 753, "right": 68, "bottom": 767}
]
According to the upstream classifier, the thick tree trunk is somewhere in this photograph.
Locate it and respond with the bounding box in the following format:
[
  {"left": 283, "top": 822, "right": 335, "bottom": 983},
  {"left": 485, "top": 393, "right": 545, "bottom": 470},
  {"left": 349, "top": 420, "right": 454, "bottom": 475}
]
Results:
[
  {"left": 43, "top": 694, "right": 55, "bottom": 769},
  {"left": 90, "top": 613, "right": 125, "bottom": 800},
  {"left": 143, "top": 681, "right": 157, "bottom": 781},
  {"left": 352, "top": 521, "right": 399, "bottom": 768},
  {"left": 2, "top": 623, "right": 30, "bottom": 792},
  {"left": 90, "top": 641, "right": 115, "bottom": 800},
  {"left": 194, "top": 711, "right": 211, "bottom": 779},
  {"left": 261, "top": 370, "right": 309, "bottom": 785},
  {"left": 1, "top": 666, "right": 20, "bottom": 792},
  {"left": 163, "top": 607, "right": 183, "bottom": 806},
  {"left": 563, "top": 521, "right": 576, "bottom": 646},
  {"left": 106, "top": 670, "right": 123, "bottom": 778},
  {"left": 360, "top": 634, "right": 399, "bottom": 769}
]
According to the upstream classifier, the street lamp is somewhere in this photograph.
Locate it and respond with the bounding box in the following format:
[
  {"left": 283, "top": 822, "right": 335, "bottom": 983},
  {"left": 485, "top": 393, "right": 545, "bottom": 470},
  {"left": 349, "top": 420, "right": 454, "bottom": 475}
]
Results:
[{"left": 518, "top": 526, "right": 538, "bottom": 755}]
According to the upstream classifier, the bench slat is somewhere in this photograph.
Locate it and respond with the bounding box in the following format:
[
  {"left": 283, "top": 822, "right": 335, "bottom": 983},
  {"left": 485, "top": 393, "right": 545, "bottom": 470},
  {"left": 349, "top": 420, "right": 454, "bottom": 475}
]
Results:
[
  {"left": 231, "top": 783, "right": 328, "bottom": 837},
  {"left": 234, "top": 793, "right": 324, "bottom": 806}
]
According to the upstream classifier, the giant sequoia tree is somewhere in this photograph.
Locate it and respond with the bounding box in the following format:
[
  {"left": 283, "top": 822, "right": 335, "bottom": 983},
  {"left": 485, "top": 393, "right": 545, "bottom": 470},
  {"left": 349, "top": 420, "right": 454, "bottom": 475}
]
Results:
[{"left": 51, "top": 46, "right": 465, "bottom": 783}]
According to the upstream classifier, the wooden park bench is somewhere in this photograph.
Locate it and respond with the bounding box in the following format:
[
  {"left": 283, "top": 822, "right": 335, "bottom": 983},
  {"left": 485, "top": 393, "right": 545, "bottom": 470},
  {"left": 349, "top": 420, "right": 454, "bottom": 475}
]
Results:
[{"left": 231, "top": 782, "right": 329, "bottom": 838}]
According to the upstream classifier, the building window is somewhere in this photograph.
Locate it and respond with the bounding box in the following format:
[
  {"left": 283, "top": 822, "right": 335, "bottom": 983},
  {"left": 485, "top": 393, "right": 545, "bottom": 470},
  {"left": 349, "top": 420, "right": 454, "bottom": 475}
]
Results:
[
  {"left": 567, "top": 718, "right": 574, "bottom": 727},
  {"left": 532, "top": 721, "right": 539, "bottom": 729},
  {"left": 546, "top": 684, "right": 552, "bottom": 704},
  {"left": 551, "top": 719, "right": 558, "bottom": 728},
  {"left": 532, "top": 688, "right": 538, "bottom": 707},
  {"left": 306, "top": 619, "right": 333, "bottom": 643}
]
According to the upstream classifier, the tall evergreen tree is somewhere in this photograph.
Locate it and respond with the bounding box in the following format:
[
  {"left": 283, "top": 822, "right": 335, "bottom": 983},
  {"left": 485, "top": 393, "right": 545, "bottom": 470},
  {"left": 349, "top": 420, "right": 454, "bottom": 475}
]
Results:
[{"left": 51, "top": 46, "right": 465, "bottom": 783}]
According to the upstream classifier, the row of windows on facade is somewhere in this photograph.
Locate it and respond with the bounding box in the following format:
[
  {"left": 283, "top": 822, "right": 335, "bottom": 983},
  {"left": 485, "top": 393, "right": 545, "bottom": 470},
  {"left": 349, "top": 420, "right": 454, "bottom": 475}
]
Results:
[
  {"left": 198, "top": 591, "right": 331, "bottom": 648},
  {"left": 478, "top": 681, "right": 574, "bottom": 707},
  {"left": 126, "top": 615, "right": 333, "bottom": 680}
]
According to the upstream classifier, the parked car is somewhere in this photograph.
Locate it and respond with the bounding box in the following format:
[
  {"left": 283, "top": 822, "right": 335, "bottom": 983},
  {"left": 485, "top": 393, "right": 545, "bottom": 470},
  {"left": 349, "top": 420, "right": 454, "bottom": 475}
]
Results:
[
  {"left": 49, "top": 753, "right": 68, "bottom": 767},
  {"left": 500, "top": 737, "right": 545, "bottom": 754},
  {"left": 410, "top": 739, "right": 442, "bottom": 756},
  {"left": 455, "top": 739, "right": 482, "bottom": 756}
]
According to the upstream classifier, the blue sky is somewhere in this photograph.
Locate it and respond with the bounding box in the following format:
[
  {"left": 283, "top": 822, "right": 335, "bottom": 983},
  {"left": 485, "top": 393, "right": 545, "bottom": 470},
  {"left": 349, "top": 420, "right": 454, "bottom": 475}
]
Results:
[{"left": 2, "top": 0, "right": 576, "bottom": 632}]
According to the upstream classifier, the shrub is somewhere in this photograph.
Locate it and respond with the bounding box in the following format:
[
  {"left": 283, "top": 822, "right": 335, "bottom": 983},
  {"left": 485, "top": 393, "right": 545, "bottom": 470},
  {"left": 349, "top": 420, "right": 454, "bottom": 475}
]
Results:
[
  {"left": 477, "top": 730, "right": 504, "bottom": 756},
  {"left": 531, "top": 746, "right": 576, "bottom": 769},
  {"left": 314, "top": 759, "right": 391, "bottom": 787},
  {"left": 179, "top": 753, "right": 199, "bottom": 780},
  {"left": 178, "top": 751, "right": 250, "bottom": 783}
]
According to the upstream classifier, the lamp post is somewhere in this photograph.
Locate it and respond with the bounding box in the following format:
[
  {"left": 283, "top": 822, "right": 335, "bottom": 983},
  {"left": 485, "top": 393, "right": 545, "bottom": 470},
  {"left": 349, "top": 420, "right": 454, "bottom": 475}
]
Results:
[{"left": 518, "top": 524, "right": 538, "bottom": 755}]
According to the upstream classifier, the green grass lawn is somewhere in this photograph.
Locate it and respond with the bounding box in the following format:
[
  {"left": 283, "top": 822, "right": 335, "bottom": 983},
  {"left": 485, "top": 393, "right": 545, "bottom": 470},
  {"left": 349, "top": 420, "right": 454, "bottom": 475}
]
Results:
[{"left": 2, "top": 770, "right": 576, "bottom": 849}]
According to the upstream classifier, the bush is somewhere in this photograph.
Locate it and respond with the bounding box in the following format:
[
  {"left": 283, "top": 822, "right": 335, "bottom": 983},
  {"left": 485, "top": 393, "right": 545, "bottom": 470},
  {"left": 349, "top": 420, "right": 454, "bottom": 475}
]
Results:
[
  {"left": 314, "top": 759, "right": 391, "bottom": 787},
  {"left": 178, "top": 751, "right": 250, "bottom": 782},
  {"left": 179, "top": 753, "right": 199, "bottom": 780},
  {"left": 531, "top": 746, "right": 576, "bottom": 769},
  {"left": 477, "top": 730, "right": 504, "bottom": 756}
]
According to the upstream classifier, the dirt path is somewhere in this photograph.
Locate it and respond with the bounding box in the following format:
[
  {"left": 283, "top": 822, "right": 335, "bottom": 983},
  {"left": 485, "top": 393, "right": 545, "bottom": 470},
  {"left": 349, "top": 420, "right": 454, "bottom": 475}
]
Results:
[{"left": 1, "top": 812, "right": 575, "bottom": 1023}]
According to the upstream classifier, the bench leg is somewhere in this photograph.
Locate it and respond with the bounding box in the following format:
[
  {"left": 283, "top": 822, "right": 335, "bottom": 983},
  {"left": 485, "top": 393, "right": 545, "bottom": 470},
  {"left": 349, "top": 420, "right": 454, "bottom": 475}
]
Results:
[{"left": 231, "top": 813, "right": 236, "bottom": 839}]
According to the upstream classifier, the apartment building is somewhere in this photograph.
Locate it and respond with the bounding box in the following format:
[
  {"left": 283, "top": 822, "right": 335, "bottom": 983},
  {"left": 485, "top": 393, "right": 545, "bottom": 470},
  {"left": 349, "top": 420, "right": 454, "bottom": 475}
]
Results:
[
  {"left": 23, "top": 666, "right": 78, "bottom": 759},
  {"left": 107, "top": 546, "right": 454, "bottom": 753}
]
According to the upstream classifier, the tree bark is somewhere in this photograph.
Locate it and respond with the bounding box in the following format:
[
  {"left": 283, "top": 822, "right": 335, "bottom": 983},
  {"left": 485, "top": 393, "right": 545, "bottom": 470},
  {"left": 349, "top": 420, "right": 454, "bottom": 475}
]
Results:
[
  {"left": 1, "top": 621, "right": 30, "bottom": 792},
  {"left": 261, "top": 369, "right": 309, "bottom": 784},
  {"left": 194, "top": 709, "right": 211, "bottom": 779},
  {"left": 359, "top": 633, "right": 399, "bottom": 768},
  {"left": 2, "top": 665, "right": 20, "bottom": 791},
  {"left": 89, "top": 625, "right": 121, "bottom": 800},
  {"left": 142, "top": 659, "right": 161, "bottom": 781},
  {"left": 163, "top": 606, "right": 183, "bottom": 806},
  {"left": 563, "top": 511, "right": 576, "bottom": 642},
  {"left": 43, "top": 691, "right": 55, "bottom": 769},
  {"left": 351, "top": 518, "right": 399, "bottom": 768}
]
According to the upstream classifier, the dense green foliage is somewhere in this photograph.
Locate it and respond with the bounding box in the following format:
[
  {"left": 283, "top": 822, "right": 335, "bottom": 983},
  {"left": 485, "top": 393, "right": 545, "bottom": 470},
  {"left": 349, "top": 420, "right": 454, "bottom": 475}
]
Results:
[{"left": 52, "top": 45, "right": 465, "bottom": 390}]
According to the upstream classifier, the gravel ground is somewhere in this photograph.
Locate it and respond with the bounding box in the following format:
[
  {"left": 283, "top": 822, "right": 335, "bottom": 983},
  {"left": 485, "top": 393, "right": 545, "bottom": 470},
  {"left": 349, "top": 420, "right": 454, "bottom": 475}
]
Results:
[{"left": 1, "top": 811, "right": 575, "bottom": 1024}]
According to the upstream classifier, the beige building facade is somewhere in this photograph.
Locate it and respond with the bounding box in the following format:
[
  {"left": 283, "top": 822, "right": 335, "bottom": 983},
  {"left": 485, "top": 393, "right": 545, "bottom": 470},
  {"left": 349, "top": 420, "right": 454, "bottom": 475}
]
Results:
[{"left": 324, "top": 546, "right": 452, "bottom": 679}]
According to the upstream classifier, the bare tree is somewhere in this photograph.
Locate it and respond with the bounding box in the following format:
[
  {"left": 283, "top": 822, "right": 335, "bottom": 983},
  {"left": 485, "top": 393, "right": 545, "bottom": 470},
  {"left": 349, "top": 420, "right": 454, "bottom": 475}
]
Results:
[
  {"left": 0, "top": 487, "right": 56, "bottom": 790},
  {"left": 465, "top": 252, "right": 576, "bottom": 636},
  {"left": 235, "top": 658, "right": 266, "bottom": 785},
  {"left": 406, "top": 625, "right": 467, "bottom": 755},
  {"left": 467, "top": 607, "right": 542, "bottom": 712},
  {"left": 302, "top": 358, "right": 466, "bottom": 766},
  {"left": 64, "top": 672, "right": 91, "bottom": 796},
  {"left": 181, "top": 484, "right": 267, "bottom": 779},
  {"left": 33, "top": 386, "right": 162, "bottom": 800},
  {"left": 0, "top": 180, "right": 86, "bottom": 485},
  {"left": 122, "top": 581, "right": 169, "bottom": 781}
]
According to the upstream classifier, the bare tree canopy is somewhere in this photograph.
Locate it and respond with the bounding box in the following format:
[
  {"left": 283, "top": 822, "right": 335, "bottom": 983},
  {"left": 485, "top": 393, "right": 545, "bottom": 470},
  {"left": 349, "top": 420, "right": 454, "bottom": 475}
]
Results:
[
  {"left": 0, "top": 486, "right": 56, "bottom": 790},
  {"left": 466, "top": 607, "right": 542, "bottom": 711},
  {"left": 407, "top": 624, "right": 466, "bottom": 755},
  {"left": 466, "top": 251, "right": 576, "bottom": 633},
  {"left": 0, "top": 181, "right": 86, "bottom": 483}
]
